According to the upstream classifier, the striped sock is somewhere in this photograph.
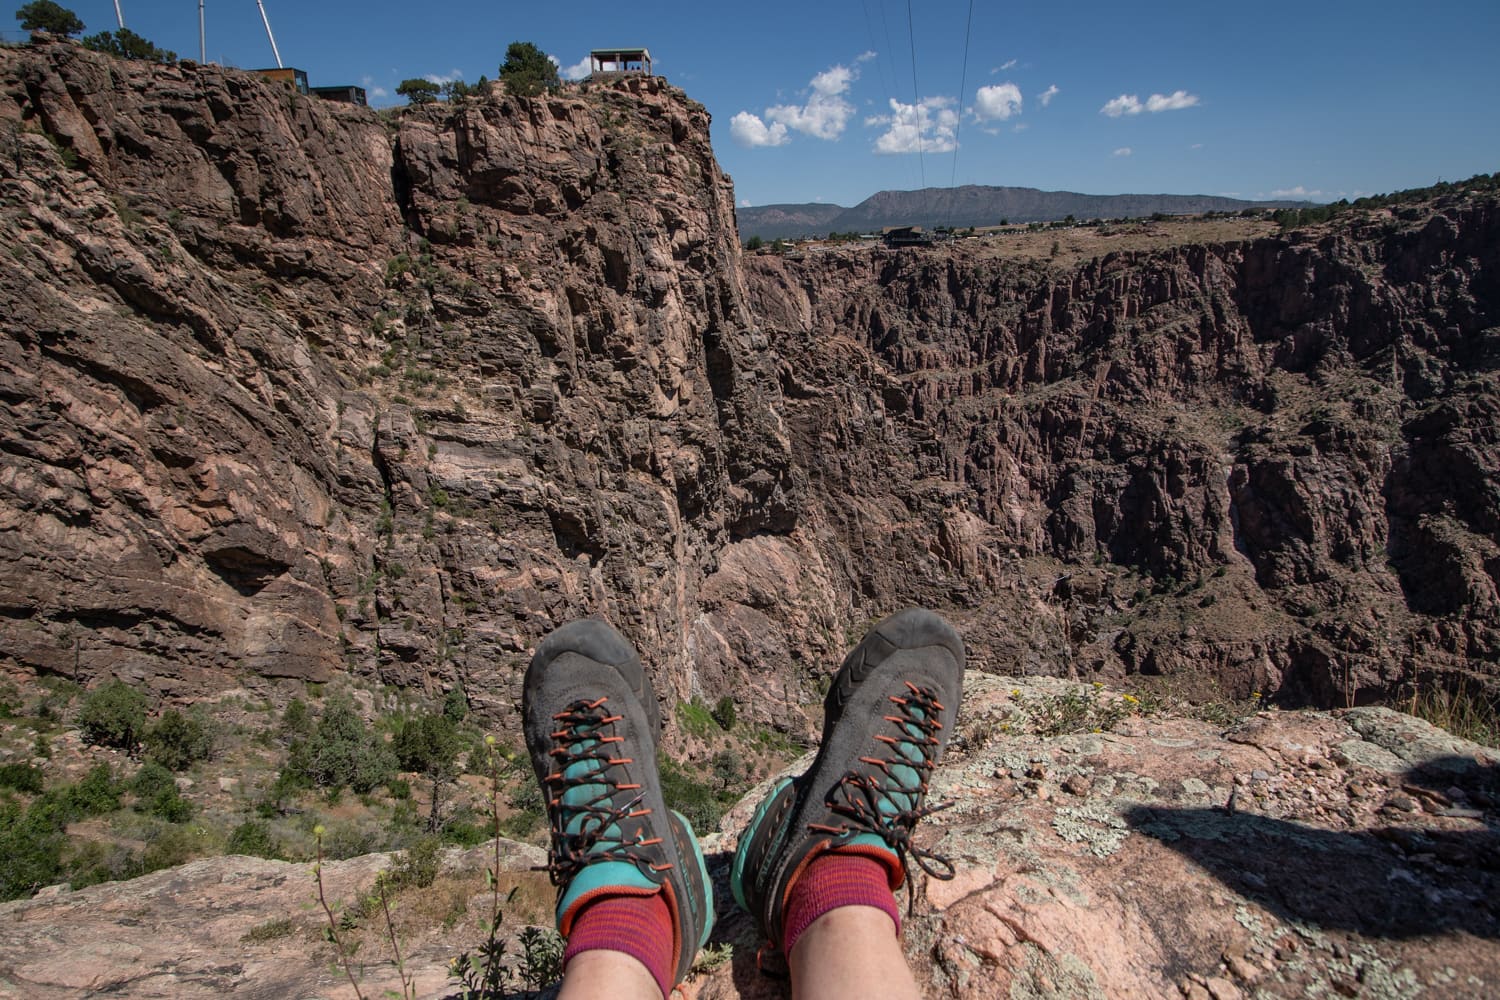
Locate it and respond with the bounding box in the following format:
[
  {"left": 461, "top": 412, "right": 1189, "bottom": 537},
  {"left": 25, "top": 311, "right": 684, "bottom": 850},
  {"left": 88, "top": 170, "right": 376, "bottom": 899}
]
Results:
[
  {"left": 562, "top": 889, "right": 674, "bottom": 999},
  {"left": 781, "top": 851, "right": 901, "bottom": 957}
]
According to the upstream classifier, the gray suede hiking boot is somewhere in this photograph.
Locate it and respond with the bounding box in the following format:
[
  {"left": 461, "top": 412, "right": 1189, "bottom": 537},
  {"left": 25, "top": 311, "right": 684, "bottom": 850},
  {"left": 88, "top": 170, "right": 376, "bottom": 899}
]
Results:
[
  {"left": 731, "top": 607, "right": 964, "bottom": 951},
  {"left": 523, "top": 619, "right": 713, "bottom": 987}
]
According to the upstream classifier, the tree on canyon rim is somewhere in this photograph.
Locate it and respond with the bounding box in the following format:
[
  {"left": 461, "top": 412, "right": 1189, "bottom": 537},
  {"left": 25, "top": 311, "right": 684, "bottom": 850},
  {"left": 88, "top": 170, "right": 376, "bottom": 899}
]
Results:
[
  {"left": 499, "top": 41, "right": 559, "bottom": 97},
  {"left": 14, "top": 1, "right": 83, "bottom": 36}
]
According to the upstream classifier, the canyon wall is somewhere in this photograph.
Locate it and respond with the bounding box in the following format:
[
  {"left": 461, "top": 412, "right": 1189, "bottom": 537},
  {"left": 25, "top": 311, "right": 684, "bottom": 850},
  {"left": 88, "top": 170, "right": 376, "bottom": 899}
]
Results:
[
  {"left": 747, "top": 204, "right": 1500, "bottom": 707},
  {"left": 1, "top": 38, "right": 1495, "bottom": 741}
]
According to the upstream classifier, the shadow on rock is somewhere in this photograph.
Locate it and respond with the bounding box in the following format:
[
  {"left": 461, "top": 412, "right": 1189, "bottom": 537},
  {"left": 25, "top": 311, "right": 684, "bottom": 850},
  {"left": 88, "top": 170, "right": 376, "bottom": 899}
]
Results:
[{"left": 1124, "top": 755, "right": 1500, "bottom": 941}]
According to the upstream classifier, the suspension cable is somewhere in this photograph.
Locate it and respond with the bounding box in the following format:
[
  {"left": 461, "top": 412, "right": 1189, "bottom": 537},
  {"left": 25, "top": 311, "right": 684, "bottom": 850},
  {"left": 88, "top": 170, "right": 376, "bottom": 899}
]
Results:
[
  {"left": 948, "top": 0, "right": 976, "bottom": 222},
  {"left": 906, "top": 0, "right": 925, "bottom": 189}
]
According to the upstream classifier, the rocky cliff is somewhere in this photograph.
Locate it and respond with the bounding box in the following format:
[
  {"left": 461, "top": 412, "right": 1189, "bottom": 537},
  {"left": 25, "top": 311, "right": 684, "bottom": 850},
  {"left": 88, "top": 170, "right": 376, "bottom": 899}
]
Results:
[
  {"left": 0, "top": 37, "right": 808, "bottom": 737},
  {"left": 745, "top": 204, "right": 1500, "bottom": 711},
  {"left": 1, "top": 36, "right": 1498, "bottom": 743}
]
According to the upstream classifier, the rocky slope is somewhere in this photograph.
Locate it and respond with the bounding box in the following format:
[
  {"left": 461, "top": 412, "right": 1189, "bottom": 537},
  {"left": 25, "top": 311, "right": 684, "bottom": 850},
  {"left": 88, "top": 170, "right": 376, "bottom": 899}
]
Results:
[
  {"left": 1, "top": 35, "right": 1497, "bottom": 746},
  {"left": 3, "top": 679, "right": 1495, "bottom": 998}
]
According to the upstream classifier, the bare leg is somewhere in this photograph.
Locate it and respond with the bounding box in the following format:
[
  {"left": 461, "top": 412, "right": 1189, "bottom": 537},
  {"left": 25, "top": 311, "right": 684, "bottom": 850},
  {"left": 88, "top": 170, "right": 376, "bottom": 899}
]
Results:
[
  {"left": 789, "top": 905, "right": 920, "bottom": 1000},
  {"left": 558, "top": 949, "right": 662, "bottom": 1000}
]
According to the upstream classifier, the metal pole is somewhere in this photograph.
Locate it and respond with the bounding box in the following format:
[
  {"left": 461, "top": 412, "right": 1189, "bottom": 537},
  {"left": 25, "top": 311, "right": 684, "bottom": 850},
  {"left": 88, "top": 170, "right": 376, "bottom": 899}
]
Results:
[
  {"left": 199, "top": 0, "right": 205, "bottom": 63},
  {"left": 255, "top": 0, "right": 283, "bottom": 69},
  {"left": 113, "top": 0, "right": 124, "bottom": 28}
]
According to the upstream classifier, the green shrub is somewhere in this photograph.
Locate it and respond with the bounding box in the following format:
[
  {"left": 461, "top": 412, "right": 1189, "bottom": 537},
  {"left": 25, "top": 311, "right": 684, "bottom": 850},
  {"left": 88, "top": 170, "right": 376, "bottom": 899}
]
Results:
[
  {"left": 144, "top": 708, "right": 213, "bottom": 771},
  {"left": 68, "top": 763, "right": 119, "bottom": 817},
  {"left": 226, "top": 820, "right": 281, "bottom": 859},
  {"left": 139, "top": 824, "right": 197, "bottom": 872},
  {"left": 77, "top": 679, "right": 148, "bottom": 750},
  {"left": 0, "top": 763, "right": 44, "bottom": 794},
  {"left": 315, "top": 818, "right": 384, "bottom": 860},
  {"left": 131, "top": 762, "right": 192, "bottom": 822},
  {"left": 387, "top": 833, "right": 442, "bottom": 889},
  {"left": 64, "top": 839, "right": 144, "bottom": 889},
  {"left": 442, "top": 685, "right": 469, "bottom": 722},
  {"left": 392, "top": 713, "right": 461, "bottom": 775},
  {"left": 0, "top": 798, "right": 63, "bottom": 900},
  {"left": 441, "top": 817, "right": 490, "bottom": 847},
  {"left": 711, "top": 749, "right": 740, "bottom": 791},
  {"left": 711, "top": 696, "right": 737, "bottom": 731},
  {"left": 285, "top": 694, "right": 396, "bottom": 794},
  {"left": 280, "top": 698, "right": 313, "bottom": 742},
  {"left": 516, "top": 926, "right": 564, "bottom": 993},
  {"left": 130, "top": 761, "right": 175, "bottom": 800},
  {"left": 27, "top": 764, "right": 118, "bottom": 827},
  {"left": 658, "top": 759, "right": 723, "bottom": 833}
]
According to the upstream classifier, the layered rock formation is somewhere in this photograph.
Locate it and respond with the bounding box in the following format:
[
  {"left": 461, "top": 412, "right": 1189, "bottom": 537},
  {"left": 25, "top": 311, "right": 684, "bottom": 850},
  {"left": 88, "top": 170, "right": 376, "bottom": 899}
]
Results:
[
  {"left": 746, "top": 204, "right": 1500, "bottom": 710},
  {"left": 1, "top": 35, "right": 1497, "bottom": 745},
  {"left": 0, "top": 38, "right": 809, "bottom": 736}
]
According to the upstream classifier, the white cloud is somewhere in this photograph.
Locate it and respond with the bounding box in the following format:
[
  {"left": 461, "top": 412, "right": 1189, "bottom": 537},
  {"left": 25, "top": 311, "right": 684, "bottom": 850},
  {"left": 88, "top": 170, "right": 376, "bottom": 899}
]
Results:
[
  {"left": 856, "top": 50, "right": 877, "bottom": 63},
  {"left": 1268, "top": 185, "right": 1324, "bottom": 199},
  {"left": 739, "top": 198, "right": 752, "bottom": 207},
  {"left": 868, "top": 96, "right": 959, "bottom": 154},
  {"left": 424, "top": 69, "right": 464, "bottom": 85},
  {"left": 360, "top": 75, "right": 387, "bottom": 98},
  {"left": 1039, "top": 84, "right": 1059, "bottom": 107},
  {"left": 1013, "top": 122, "right": 1029, "bottom": 132},
  {"left": 973, "top": 83, "right": 1022, "bottom": 121},
  {"left": 1190, "top": 142, "right": 1203, "bottom": 149},
  {"left": 1101, "top": 90, "right": 1200, "bottom": 116},
  {"left": 560, "top": 55, "right": 592, "bottom": 81},
  {"left": 994, "top": 59, "right": 1017, "bottom": 72},
  {"left": 1146, "top": 90, "right": 1199, "bottom": 112},
  {"left": 765, "top": 63, "right": 858, "bottom": 140},
  {"left": 730, "top": 111, "right": 791, "bottom": 147},
  {"left": 1113, "top": 147, "right": 1133, "bottom": 157}
]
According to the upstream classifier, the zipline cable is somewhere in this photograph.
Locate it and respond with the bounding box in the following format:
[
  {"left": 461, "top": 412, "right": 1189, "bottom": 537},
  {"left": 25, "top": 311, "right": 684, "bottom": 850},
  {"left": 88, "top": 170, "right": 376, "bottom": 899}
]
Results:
[
  {"left": 947, "top": 0, "right": 976, "bottom": 226},
  {"left": 906, "top": 0, "right": 925, "bottom": 189}
]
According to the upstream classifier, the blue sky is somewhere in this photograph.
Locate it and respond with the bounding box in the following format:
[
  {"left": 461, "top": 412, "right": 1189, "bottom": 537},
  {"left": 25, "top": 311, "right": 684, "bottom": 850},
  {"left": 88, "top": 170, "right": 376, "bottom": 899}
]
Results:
[{"left": 48, "top": 1, "right": 1500, "bottom": 208}]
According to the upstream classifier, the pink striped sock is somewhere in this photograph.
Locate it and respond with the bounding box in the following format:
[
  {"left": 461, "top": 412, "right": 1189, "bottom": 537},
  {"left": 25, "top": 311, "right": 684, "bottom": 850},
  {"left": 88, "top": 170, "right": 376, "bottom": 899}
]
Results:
[
  {"left": 781, "top": 851, "right": 901, "bottom": 957},
  {"left": 563, "top": 890, "right": 674, "bottom": 999}
]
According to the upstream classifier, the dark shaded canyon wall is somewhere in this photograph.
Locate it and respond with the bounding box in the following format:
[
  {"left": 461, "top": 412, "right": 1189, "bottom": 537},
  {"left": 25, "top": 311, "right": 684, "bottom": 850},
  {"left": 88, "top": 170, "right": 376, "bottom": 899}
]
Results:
[{"left": 745, "top": 202, "right": 1500, "bottom": 707}]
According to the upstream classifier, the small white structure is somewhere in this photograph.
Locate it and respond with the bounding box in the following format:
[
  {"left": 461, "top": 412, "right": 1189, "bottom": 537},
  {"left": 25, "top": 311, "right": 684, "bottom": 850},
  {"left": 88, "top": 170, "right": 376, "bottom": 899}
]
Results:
[{"left": 589, "top": 48, "right": 653, "bottom": 78}]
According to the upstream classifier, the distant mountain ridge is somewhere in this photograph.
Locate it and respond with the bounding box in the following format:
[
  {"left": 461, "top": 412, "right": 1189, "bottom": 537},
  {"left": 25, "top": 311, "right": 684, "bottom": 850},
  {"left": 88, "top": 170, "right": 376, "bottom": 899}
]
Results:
[{"left": 737, "top": 184, "right": 1312, "bottom": 241}]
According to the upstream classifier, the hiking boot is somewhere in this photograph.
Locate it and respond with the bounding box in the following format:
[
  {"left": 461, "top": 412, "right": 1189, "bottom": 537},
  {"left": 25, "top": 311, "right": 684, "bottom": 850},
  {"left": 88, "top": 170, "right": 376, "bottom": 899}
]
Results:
[
  {"left": 523, "top": 619, "right": 713, "bottom": 987},
  {"left": 731, "top": 607, "right": 964, "bottom": 948}
]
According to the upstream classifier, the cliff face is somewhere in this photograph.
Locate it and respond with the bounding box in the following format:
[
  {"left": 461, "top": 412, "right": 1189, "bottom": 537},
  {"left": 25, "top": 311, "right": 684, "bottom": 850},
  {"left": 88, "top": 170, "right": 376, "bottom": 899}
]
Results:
[
  {"left": 746, "top": 205, "right": 1500, "bottom": 708},
  {"left": 1, "top": 37, "right": 1497, "bottom": 735},
  {"left": 0, "top": 38, "right": 808, "bottom": 733}
]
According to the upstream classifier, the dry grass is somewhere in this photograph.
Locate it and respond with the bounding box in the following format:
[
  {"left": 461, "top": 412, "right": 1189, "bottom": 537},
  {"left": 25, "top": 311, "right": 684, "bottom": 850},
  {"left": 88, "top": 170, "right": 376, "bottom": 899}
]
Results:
[{"left": 1402, "top": 679, "right": 1500, "bottom": 748}]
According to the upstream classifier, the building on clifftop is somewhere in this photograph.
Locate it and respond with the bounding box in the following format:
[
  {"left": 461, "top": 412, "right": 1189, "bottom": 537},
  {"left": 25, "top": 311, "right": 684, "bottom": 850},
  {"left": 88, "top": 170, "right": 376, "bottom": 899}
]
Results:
[{"left": 589, "top": 48, "right": 652, "bottom": 79}]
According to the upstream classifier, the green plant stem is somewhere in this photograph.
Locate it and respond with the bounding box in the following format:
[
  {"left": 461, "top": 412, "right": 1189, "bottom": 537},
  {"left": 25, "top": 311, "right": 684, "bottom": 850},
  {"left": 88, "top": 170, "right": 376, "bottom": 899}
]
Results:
[
  {"left": 314, "top": 832, "right": 367, "bottom": 1000},
  {"left": 377, "top": 877, "right": 416, "bottom": 1000}
]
